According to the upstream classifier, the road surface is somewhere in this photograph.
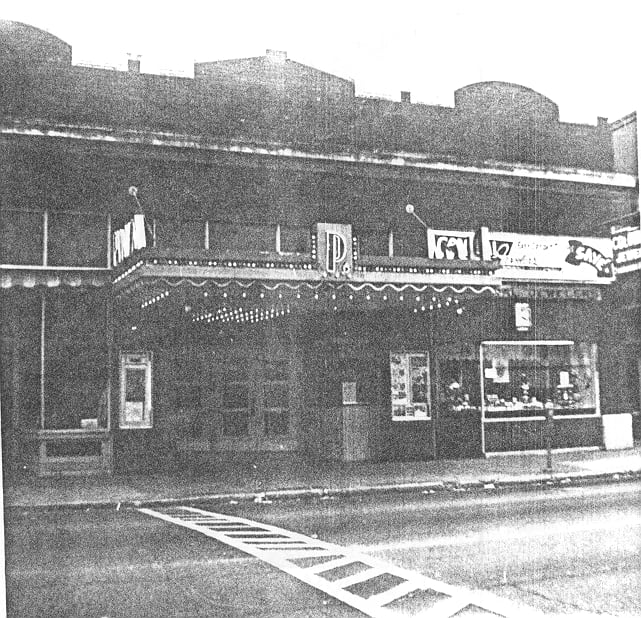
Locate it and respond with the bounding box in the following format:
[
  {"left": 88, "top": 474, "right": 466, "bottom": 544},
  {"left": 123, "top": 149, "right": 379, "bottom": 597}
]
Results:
[{"left": 5, "top": 480, "right": 640, "bottom": 616}]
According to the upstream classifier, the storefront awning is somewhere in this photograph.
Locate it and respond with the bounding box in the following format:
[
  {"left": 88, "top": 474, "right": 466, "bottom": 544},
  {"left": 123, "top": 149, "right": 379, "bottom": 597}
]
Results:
[{"left": 0, "top": 269, "right": 110, "bottom": 289}]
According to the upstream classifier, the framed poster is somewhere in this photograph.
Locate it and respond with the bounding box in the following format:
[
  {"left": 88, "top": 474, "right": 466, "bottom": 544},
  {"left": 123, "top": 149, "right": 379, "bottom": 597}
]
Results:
[
  {"left": 390, "top": 352, "right": 430, "bottom": 420},
  {"left": 342, "top": 381, "right": 358, "bottom": 404}
]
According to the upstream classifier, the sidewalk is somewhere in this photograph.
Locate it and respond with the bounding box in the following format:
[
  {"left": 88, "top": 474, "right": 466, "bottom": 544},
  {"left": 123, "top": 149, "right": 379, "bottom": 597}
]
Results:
[{"left": 4, "top": 445, "right": 641, "bottom": 509}]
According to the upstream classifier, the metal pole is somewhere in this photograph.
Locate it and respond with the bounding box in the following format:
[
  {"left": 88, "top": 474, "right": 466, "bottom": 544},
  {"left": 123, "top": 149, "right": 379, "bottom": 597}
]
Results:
[
  {"left": 405, "top": 204, "right": 429, "bottom": 256},
  {"left": 543, "top": 405, "right": 554, "bottom": 473},
  {"left": 42, "top": 210, "right": 48, "bottom": 267},
  {"left": 107, "top": 213, "right": 113, "bottom": 269},
  {"left": 40, "top": 293, "right": 46, "bottom": 430}
]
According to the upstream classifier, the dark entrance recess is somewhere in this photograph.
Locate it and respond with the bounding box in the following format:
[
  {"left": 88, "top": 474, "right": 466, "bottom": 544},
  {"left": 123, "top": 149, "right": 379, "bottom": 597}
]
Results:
[
  {"left": 435, "top": 356, "right": 483, "bottom": 459},
  {"left": 436, "top": 409, "right": 483, "bottom": 459}
]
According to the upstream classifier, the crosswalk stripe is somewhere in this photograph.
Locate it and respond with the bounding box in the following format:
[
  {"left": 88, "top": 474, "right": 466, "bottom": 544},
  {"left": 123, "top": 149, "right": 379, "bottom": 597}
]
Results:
[
  {"left": 139, "top": 505, "right": 541, "bottom": 617},
  {"left": 366, "top": 580, "right": 421, "bottom": 607},
  {"left": 305, "top": 556, "right": 357, "bottom": 574},
  {"left": 330, "top": 567, "right": 385, "bottom": 588}
]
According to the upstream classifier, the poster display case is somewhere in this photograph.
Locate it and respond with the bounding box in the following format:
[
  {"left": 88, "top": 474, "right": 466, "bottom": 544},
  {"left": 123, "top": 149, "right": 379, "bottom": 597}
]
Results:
[
  {"left": 119, "top": 351, "right": 153, "bottom": 429},
  {"left": 480, "top": 341, "right": 599, "bottom": 419},
  {"left": 390, "top": 352, "right": 431, "bottom": 420}
]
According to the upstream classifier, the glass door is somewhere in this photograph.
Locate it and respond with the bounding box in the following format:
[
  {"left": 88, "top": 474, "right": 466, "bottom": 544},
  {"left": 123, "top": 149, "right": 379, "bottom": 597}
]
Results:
[
  {"left": 260, "top": 358, "right": 294, "bottom": 449},
  {"left": 217, "top": 356, "right": 295, "bottom": 451},
  {"left": 220, "top": 360, "right": 254, "bottom": 446}
]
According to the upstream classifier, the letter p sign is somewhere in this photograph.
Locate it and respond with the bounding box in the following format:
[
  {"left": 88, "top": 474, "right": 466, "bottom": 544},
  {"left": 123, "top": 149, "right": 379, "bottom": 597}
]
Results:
[
  {"left": 315, "top": 223, "right": 354, "bottom": 278},
  {"left": 327, "top": 231, "right": 347, "bottom": 274}
]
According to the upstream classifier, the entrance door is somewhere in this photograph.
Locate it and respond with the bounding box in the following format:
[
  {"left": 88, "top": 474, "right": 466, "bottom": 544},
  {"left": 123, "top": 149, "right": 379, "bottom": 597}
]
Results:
[{"left": 217, "top": 356, "right": 296, "bottom": 451}]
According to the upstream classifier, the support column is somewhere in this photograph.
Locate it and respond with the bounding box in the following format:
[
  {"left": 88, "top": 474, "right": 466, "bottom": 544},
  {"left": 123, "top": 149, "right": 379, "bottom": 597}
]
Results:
[{"left": 40, "top": 292, "right": 46, "bottom": 431}]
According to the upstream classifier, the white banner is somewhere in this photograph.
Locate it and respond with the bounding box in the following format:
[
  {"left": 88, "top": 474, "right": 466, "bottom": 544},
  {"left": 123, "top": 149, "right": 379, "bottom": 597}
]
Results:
[{"left": 487, "top": 232, "right": 614, "bottom": 282}]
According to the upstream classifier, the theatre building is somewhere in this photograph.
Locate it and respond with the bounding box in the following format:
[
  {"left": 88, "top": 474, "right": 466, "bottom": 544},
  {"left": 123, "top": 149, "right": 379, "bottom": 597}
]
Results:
[{"left": 1, "top": 20, "right": 638, "bottom": 475}]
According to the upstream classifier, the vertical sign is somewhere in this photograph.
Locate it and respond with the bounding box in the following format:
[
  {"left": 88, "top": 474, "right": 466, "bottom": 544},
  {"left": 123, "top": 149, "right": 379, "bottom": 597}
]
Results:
[
  {"left": 315, "top": 223, "right": 353, "bottom": 278},
  {"left": 514, "top": 302, "right": 532, "bottom": 332},
  {"left": 612, "top": 225, "right": 641, "bottom": 274}
]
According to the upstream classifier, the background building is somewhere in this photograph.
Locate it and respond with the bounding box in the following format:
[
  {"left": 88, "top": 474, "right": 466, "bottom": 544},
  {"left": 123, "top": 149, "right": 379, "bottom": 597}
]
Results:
[
  {"left": 1, "top": 20, "right": 638, "bottom": 475},
  {"left": 607, "top": 111, "right": 640, "bottom": 441}
]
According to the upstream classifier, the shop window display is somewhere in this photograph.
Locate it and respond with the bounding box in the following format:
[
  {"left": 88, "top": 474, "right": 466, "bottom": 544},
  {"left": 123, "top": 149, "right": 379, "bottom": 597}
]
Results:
[
  {"left": 439, "top": 358, "right": 481, "bottom": 413},
  {"left": 480, "top": 341, "right": 598, "bottom": 418}
]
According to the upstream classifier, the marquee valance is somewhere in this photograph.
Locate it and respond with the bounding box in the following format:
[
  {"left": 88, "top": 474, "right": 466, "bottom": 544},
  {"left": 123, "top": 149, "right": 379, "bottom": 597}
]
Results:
[{"left": 0, "top": 269, "right": 109, "bottom": 289}]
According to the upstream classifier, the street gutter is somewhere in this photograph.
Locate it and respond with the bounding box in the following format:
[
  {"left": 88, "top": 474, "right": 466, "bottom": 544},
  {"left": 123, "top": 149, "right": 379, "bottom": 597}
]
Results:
[{"left": 6, "top": 469, "right": 641, "bottom": 511}]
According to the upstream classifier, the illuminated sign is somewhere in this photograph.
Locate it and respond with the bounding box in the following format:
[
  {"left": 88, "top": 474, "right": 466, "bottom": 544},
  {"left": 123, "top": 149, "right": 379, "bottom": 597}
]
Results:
[
  {"left": 488, "top": 232, "right": 614, "bottom": 282},
  {"left": 315, "top": 223, "right": 353, "bottom": 278},
  {"left": 425, "top": 228, "right": 614, "bottom": 282},
  {"left": 612, "top": 225, "right": 641, "bottom": 274},
  {"left": 514, "top": 302, "right": 532, "bottom": 331},
  {"left": 113, "top": 214, "right": 147, "bottom": 266},
  {"left": 427, "top": 229, "right": 477, "bottom": 260},
  {"left": 565, "top": 240, "right": 613, "bottom": 277}
]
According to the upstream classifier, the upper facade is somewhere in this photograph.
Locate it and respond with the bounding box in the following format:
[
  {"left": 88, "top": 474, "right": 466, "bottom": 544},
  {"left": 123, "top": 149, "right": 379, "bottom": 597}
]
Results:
[
  {"left": 0, "top": 20, "right": 638, "bottom": 285},
  {"left": 0, "top": 20, "right": 624, "bottom": 173}
]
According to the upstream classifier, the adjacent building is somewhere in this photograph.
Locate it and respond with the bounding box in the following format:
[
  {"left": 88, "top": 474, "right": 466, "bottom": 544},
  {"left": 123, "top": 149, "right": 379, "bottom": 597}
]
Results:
[
  {"left": 607, "top": 111, "right": 640, "bottom": 441},
  {"left": 1, "top": 20, "right": 638, "bottom": 475}
]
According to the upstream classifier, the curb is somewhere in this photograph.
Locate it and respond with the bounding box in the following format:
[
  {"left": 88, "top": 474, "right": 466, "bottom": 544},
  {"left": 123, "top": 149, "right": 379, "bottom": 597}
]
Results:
[{"left": 6, "top": 468, "right": 641, "bottom": 511}]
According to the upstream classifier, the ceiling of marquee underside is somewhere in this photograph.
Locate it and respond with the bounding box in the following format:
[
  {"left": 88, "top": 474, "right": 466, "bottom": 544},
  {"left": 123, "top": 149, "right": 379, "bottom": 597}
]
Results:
[{"left": 114, "top": 276, "right": 500, "bottom": 333}]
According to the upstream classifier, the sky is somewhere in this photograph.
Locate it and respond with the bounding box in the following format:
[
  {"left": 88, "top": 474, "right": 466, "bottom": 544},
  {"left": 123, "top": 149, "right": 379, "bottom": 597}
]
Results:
[{"left": 1, "top": 0, "right": 639, "bottom": 124}]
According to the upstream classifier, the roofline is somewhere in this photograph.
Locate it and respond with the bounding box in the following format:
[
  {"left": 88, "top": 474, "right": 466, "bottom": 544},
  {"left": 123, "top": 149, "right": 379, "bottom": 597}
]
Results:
[
  {"left": 1, "top": 121, "right": 636, "bottom": 189},
  {"left": 610, "top": 111, "right": 637, "bottom": 131}
]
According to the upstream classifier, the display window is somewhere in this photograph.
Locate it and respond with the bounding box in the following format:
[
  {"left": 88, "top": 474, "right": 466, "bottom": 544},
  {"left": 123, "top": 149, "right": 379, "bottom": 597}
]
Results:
[
  {"left": 45, "top": 291, "right": 109, "bottom": 430},
  {"left": 389, "top": 351, "right": 431, "bottom": 420},
  {"left": 439, "top": 358, "right": 481, "bottom": 413},
  {"left": 480, "top": 341, "right": 598, "bottom": 418}
]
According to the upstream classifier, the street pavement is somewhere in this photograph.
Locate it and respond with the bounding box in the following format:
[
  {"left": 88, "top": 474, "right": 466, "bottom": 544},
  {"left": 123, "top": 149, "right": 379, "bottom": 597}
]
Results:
[
  {"left": 5, "top": 481, "right": 641, "bottom": 617},
  {"left": 3, "top": 444, "right": 641, "bottom": 509}
]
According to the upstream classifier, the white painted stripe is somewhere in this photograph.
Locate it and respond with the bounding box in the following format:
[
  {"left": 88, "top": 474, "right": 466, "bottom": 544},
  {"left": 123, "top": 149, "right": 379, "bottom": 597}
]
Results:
[
  {"left": 223, "top": 531, "right": 290, "bottom": 536},
  {"left": 139, "top": 506, "right": 537, "bottom": 617},
  {"left": 366, "top": 580, "right": 421, "bottom": 607},
  {"left": 305, "top": 556, "right": 359, "bottom": 574},
  {"left": 330, "top": 567, "right": 385, "bottom": 588},
  {"left": 265, "top": 549, "right": 341, "bottom": 559},
  {"left": 252, "top": 542, "right": 319, "bottom": 550}
]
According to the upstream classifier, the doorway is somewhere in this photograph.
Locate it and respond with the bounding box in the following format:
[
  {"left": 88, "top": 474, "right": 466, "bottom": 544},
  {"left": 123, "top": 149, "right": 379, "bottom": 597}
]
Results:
[{"left": 216, "top": 354, "right": 296, "bottom": 452}]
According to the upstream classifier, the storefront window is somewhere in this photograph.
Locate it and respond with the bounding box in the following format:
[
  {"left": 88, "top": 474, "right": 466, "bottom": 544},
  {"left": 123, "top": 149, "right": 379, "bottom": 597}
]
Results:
[
  {"left": 0, "top": 210, "right": 44, "bottom": 265},
  {"left": 280, "top": 226, "right": 310, "bottom": 254},
  {"left": 480, "top": 341, "right": 598, "bottom": 418},
  {"left": 48, "top": 212, "right": 108, "bottom": 267},
  {"left": 154, "top": 218, "right": 206, "bottom": 250},
  {"left": 209, "top": 223, "right": 276, "bottom": 254},
  {"left": 439, "top": 358, "right": 481, "bottom": 411},
  {"left": 389, "top": 351, "right": 431, "bottom": 420},
  {"left": 44, "top": 291, "right": 109, "bottom": 430}
]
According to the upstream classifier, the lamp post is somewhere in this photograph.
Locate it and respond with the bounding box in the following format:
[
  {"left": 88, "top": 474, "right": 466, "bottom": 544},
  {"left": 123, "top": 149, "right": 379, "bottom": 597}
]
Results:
[
  {"left": 405, "top": 203, "right": 437, "bottom": 457},
  {"left": 128, "top": 186, "right": 155, "bottom": 247},
  {"left": 405, "top": 204, "right": 429, "bottom": 257}
]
